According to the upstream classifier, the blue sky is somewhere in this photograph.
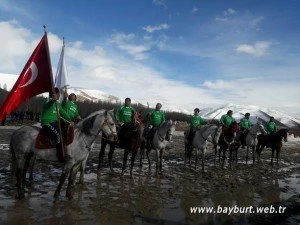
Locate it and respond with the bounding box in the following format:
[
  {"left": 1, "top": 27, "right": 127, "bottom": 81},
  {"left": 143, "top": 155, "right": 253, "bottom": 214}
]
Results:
[{"left": 0, "top": 0, "right": 299, "bottom": 116}]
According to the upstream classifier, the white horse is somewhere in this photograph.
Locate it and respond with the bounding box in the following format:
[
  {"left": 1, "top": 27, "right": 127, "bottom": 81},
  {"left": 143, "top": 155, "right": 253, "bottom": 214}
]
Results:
[
  {"left": 185, "top": 125, "right": 222, "bottom": 172},
  {"left": 140, "top": 120, "right": 176, "bottom": 174},
  {"left": 245, "top": 122, "right": 267, "bottom": 164},
  {"left": 10, "top": 109, "right": 117, "bottom": 199}
]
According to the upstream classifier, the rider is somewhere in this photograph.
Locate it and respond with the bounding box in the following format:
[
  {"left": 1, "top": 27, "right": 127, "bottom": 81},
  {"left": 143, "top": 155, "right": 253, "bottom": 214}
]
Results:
[
  {"left": 61, "top": 92, "right": 82, "bottom": 123},
  {"left": 115, "top": 97, "right": 135, "bottom": 147},
  {"left": 220, "top": 110, "right": 235, "bottom": 132},
  {"left": 144, "top": 103, "right": 165, "bottom": 145},
  {"left": 239, "top": 113, "right": 252, "bottom": 148},
  {"left": 265, "top": 116, "right": 277, "bottom": 142},
  {"left": 41, "top": 88, "right": 72, "bottom": 162},
  {"left": 187, "top": 108, "right": 207, "bottom": 148}
]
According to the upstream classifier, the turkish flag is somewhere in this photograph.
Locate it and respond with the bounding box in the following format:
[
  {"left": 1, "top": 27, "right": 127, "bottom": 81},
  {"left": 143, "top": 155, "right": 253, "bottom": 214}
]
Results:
[{"left": 0, "top": 34, "right": 54, "bottom": 121}]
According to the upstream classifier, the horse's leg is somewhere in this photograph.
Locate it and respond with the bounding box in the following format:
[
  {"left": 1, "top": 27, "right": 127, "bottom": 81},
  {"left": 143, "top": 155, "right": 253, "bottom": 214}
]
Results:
[
  {"left": 229, "top": 148, "right": 232, "bottom": 168},
  {"left": 188, "top": 147, "right": 192, "bottom": 169},
  {"left": 121, "top": 149, "right": 129, "bottom": 175},
  {"left": 16, "top": 159, "right": 25, "bottom": 199},
  {"left": 66, "top": 163, "right": 81, "bottom": 199},
  {"left": 214, "top": 144, "right": 218, "bottom": 164},
  {"left": 195, "top": 148, "right": 198, "bottom": 170},
  {"left": 222, "top": 148, "right": 226, "bottom": 168},
  {"left": 79, "top": 154, "right": 89, "bottom": 185},
  {"left": 159, "top": 148, "right": 164, "bottom": 173},
  {"left": 54, "top": 159, "right": 73, "bottom": 199},
  {"left": 184, "top": 143, "right": 187, "bottom": 166},
  {"left": 146, "top": 148, "right": 152, "bottom": 170},
  {"left": 130, "top": 150, "right": 137, "bottom": 177},
  {"left": 28, "top": 155, "right": 36, "bottom": 184},
  {"left": 155, "top": 149, "right": 160, "bottom": 174},
  {"left": 97, "top": 140, "right": 107, "bottom": 172},
  {"left": 276, "top": 148, "right": 280, "bottom": 166},
  {"left": 246, "top": 146, "right": 249, "bottom": 164},
  {"left": 22, "top": 153, "right": 34, "bottom": 186},
  {"left": 139, "top": 141, "right": 145, "bottom": 168},
  {"left": 252, "top": 146, "right": 255, "bottom": 165},
  {"left": 270, "top": 148, "right": 274, "bottom": 166},
  {"left": 201, "top": 148, "right": 205, "bottom": 173},
  {"left": 218, "top": 147, "right": 221, "bottom": 165},
  {"left": 256, "top": 144, "right": 261, "bottom": 163},
  {"left": 108, "top": 143, "right": 115, "bottom": 173}
]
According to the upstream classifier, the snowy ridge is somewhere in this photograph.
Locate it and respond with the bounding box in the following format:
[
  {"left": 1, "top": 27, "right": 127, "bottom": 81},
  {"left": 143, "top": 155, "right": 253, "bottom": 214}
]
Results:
[{"left": 201, "top": 103, "right": 300, "bottom": 129}]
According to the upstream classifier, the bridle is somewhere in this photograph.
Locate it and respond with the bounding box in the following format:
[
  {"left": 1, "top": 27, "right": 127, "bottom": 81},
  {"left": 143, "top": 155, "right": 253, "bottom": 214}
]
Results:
[{"left": 82, "top": 113, "right": 116, "bottom": 149}]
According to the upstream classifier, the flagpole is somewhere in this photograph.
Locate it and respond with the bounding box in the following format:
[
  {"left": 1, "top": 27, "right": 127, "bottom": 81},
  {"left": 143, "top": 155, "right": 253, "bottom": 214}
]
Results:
[{"left": 44, "top": 25, "right": 65, "bottom": 160}]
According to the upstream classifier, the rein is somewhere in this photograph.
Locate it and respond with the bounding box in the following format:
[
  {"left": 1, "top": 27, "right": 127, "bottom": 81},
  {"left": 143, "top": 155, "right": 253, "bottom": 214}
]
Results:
[{"left": 82, "top": 115, "right": 115, "bottom": 149}]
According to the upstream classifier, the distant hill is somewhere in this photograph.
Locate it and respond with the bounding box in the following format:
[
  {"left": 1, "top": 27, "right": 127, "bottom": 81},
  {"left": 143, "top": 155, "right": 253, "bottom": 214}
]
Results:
[{"left": 201, "top": 103, "right": 300, "bottom": 130}]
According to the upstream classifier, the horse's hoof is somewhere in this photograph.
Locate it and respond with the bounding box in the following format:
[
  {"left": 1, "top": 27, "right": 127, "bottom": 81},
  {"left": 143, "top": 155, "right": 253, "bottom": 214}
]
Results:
[{"left": 17, "top": 192, "right": 25, "bottom": 200}]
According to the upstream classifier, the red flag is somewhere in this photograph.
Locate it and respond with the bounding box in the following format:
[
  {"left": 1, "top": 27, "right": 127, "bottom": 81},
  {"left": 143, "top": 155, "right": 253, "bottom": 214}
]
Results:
[{"left": 0, "top": 34, "right": 54, "bottom": 121}]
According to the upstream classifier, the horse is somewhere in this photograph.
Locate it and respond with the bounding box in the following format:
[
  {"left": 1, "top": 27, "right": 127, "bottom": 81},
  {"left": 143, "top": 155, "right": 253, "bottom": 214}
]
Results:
[
  {"left": 140, "top": 120, "right": 176, "bottom": 174},
  {"left": 97, "top": 112, "right": 142, "bottom": 176},
  {"left": 184, "top": 124, "right": 222, "bottom": 172},
  {"left": 244, "top": 123, "right": 267, "bottom": 164},
  {"left": 217, "top": 122, "right": 240, "bottom": 167},
  {"left": 256, "top": 128, "right": 289, "bottom": 166},
  {"left": 10, "top": 109, "right": 117, "bottom": 199}
]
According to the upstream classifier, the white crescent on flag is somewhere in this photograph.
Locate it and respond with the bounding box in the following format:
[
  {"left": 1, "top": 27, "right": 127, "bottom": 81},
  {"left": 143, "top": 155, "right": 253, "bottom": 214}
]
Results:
[{"left": 19, "top": 62, "right": 38, "bottom": 88}]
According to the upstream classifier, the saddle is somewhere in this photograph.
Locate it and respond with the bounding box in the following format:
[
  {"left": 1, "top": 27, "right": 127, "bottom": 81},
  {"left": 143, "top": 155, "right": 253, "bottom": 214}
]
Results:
[{"left": 35, "top": 124, "right": 75, "bottom": 149}]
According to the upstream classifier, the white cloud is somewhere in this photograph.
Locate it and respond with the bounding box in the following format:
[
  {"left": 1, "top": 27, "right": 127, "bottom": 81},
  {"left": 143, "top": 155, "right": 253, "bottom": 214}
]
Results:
[
  {"left": 250, "top": 16, "right": 264, "bottom": 28},
  {"left": 191, "top": 7, "right": 199, "bottom": 13},
  {"left": 110, "top": 32, "right": 150, "bottom": 60},
  {"left": 142, "top": 23, "right": 170, "bottom": 33},
  {"left": 153, "top": 0, "right": 167, "bottom": 8},
  {"left": 203, "top": 80, "right": 234, "bottom": 90},
  {"left": 236, "top": 41, "right": 272, "bottom": 56},
  {"left": 215, "top": 17, "right": 228, "bottom": 22},
  {"left": 224, "top": 8, "right": 236, "bottom": 16}
]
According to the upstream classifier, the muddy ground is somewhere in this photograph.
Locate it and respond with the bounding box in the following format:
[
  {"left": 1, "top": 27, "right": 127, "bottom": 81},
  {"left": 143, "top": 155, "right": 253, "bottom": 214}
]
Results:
[{"left": 0, "top": 127, "right": 299, "bottom": 225}]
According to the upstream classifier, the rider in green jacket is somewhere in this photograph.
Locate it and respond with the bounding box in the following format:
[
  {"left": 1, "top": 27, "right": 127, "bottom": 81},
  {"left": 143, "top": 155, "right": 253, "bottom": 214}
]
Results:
[
  {"left": 187, "top": 108, "right": 207, "bottom": 148},
  {"left": 116, "top": 98, "right": 135, "bottom": 147},
  {"left": 61, "top": 92, "right": 81, "bottom": 123},
  {"left": 265, "top": 117, "right": 277, "bottom": 134},
  {"left": 41, "top": 88, "right": 72, "bottom": 162},
  {"left": 239, "top": 113, "right": 251, "bottom": 148},
  {"left": 220, "top": 110, "right": 235, "bottom": 132}
]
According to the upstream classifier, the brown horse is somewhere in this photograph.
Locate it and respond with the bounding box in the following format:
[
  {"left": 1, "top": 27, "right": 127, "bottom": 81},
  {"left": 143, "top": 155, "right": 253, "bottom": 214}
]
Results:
[
  {"left": 256, "top": 128, "right": 289, "bottom": 166},
  {"left": 218, "top": 122, "right": 240, "bottom": 167},
  {"left": 98, "top": 112, "right": 142, "bottom": 176}
]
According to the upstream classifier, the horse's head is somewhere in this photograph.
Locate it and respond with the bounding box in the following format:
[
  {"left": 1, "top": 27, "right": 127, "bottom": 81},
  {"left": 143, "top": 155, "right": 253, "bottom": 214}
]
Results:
[
  {"left": 165, "top": 120, "right": 177, "bottom": 142},
  {"left": 256, "top": 122, "right": 267, "bottom": 135},
  {"left": 280, "top": 128, "right": 289, "bottom": 142},
  {"left": 102, "top": 110, "right": 118, "bottom": 142},
  {"left": 226, "top": 121, "right": 239, "bottom": 138},
  {"left": 212, "top": 126, "right": 222, "bottom": 146}
]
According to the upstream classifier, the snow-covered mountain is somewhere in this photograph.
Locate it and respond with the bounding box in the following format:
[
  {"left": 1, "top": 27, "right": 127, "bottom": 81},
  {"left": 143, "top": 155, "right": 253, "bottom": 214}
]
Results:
[{"left": 201, "top": 103, "right": 300, "bottom": 129}]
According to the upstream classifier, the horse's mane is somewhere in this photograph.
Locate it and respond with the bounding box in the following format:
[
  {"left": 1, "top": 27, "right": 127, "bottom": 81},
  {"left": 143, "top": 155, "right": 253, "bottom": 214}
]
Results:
[{"left": 76, "top": 110, "right": 106, "bottom": 134}]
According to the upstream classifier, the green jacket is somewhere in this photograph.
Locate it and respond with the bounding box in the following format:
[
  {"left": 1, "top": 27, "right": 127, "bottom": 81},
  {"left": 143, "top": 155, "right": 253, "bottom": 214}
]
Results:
[
  {"left": 220, "top": 114, "right": 235, "bottom": 128},
  {"left": 190, "top": 115, "right": 207, "bottom": 129},
  {"left": 116, "top": 105, "right": 135, "bottom": 124},
  {"left": 265, "top": 121, "right": 277, "bottom": 133},
  {"left": 150, "top": 110, "right": 165, "bottom": 127},
  {"left": 61, "top": 99, "right": 80, "bottom": 122},
  {"left": 240, "top": 118, "right": 251, "bottom": 129},
  {"left": 41, "top": 99, "right": 71, "bottom": 125}
]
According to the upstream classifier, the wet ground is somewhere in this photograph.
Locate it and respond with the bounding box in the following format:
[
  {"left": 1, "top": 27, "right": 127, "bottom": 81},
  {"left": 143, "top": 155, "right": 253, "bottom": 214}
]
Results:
[{"left": 0, "top": 127, "right": 300, "bottom": 225}]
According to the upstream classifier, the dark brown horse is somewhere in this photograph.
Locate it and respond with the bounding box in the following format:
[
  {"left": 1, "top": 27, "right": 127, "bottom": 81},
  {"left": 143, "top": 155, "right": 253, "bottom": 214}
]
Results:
[
  {"left": 256, "top": 128, "right": 289, "bottom": 166},
  {"left": 218, "top": 122, "right": 240, "bottom": 167},
  {"left": 98, "top": 112, "right": 142, "bottom": 176}
]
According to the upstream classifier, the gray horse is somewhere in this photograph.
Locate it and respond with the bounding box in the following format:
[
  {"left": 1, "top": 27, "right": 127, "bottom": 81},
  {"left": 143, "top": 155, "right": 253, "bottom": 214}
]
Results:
[
  {"left": 184, "top": 125, "right": 222, "bottom": 172},
  {"left": 245, "top": 122, "right": 267, "bottom": 164},
  {"left": 10, "top": 109, "right": 117, "bottom": 199},
  {"left": 140, "top": 120, "right": 176, "bottom": 174}
]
